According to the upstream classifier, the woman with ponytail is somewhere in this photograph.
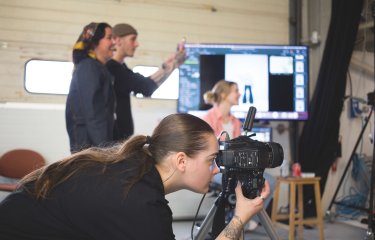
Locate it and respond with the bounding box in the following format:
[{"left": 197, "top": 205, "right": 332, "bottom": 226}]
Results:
[
  {"left": 0, "top": 113, "right": 270, "bottom": 240},
  {"left": 65, "top": 22, "right": 116, "bottom": 153}
]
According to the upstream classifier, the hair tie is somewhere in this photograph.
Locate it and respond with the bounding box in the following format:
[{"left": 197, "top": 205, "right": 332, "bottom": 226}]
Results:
[{"left": 144, "top": 136, "right": 153, "bottom": 157}]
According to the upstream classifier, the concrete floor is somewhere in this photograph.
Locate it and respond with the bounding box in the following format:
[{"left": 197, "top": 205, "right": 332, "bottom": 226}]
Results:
[{"left": 172, "top": 217, "right": 369, "bottom": 240}]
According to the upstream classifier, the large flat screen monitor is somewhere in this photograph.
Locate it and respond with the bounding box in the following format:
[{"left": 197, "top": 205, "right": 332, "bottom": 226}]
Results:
[{"left": 178, "top": 43, "right": 309, "bottom": 121}]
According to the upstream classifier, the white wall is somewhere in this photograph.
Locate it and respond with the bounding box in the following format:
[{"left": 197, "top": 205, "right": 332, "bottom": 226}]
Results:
[
  {"left": 0, "top": 97, "right": 178, "bottom": 164},
  {"left": 0, "top": 0, "right": 289, "bottom": 104},
  {"left": 0, "top": 102, "right": 70, "bottom": 162},
  {"left": 0, "top": 97, "right": 292, "bottom": 218}
]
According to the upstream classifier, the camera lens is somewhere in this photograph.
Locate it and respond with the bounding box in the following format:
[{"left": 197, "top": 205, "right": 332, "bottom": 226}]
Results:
[{"left": 267, "top": 142, "right": 284, "bottom": 168}]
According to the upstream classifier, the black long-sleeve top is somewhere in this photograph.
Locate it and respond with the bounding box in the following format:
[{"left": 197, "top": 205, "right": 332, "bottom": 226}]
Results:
[
  {"left": 0, "top": 164, "right": 175, "bottom": 240},
  {"left": 106, "top": 60, "right": 158, "bottom": 140}
]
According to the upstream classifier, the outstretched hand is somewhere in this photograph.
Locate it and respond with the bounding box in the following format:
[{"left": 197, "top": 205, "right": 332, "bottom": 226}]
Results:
[
  {"left": 174, "top": 49, "right": 187, "bottom": 66},
  {"left": 234, "top": 180, "right": 271, "bottom": 225},
  {"left": 163, "top": 48, "right": 187, "bottom": 71}
]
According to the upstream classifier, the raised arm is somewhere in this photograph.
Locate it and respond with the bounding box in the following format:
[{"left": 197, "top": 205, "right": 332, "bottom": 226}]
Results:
[{"left": 150, "top": 48, "right": 186, "bottom": 86}]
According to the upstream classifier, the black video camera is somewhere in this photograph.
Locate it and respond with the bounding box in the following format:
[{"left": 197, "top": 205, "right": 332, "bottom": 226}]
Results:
[{"left": 215, "top": 107, "right": 284, "bottom": 204}]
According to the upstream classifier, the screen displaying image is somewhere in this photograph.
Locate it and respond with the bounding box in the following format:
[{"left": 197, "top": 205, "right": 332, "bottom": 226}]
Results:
[{"left": 178, "top": 43, "right": 309, "bottom": 121}]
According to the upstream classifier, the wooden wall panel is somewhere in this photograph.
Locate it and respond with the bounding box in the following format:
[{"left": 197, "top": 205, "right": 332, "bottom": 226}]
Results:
[{"left": 0, "top": 0, "right": 289, "bottom": 103}]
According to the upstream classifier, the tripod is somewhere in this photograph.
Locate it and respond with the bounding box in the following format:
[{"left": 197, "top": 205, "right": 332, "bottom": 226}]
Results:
[
  {"left": 194, "top": 192, "right": 280, "bottom": 240},
  {"left": 194, "top": 106, "right": 282, "bottom": 239}
]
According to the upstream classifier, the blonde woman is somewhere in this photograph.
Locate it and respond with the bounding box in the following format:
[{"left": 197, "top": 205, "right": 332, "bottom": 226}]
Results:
[
  {"left": 202, "top": 80, "right": 276, "bottom": 232},
  {"left": 202, "top": 80, "right": 242, "bottom": 140}
]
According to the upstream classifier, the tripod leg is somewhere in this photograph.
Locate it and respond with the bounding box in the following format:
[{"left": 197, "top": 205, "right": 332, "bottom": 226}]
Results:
[
  {"left": 257, "top": 209, "right": 280, "bottom": 240},
  {"left": 195, "top": 201, "right": 217, "bottom": 240}
]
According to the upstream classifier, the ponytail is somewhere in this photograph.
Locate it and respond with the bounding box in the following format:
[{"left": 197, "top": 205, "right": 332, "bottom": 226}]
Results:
[
  {"left": 20, "top": 135, "right": 155, "bottom": 199},
  {"left": 20, "top": 113, "right": 215, "bottom": 200}
]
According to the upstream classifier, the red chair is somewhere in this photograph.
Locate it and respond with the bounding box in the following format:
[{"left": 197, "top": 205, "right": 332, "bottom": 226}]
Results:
[{"left": 0, "top": 149, "right": 46, "bottom": 192}]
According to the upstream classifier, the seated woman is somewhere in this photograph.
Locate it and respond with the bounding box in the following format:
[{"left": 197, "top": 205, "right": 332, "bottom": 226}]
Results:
[
  {"left": 202, "top": 80, "right": 276, "bottom": 231},
  {"left": 0, "top": 113, "right": 270, "bottom": 240}
]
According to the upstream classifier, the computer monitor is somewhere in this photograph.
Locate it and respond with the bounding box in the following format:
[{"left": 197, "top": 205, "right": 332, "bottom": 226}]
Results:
[{"left": 178, "top": 43, "right": 309, "bottom": 121}]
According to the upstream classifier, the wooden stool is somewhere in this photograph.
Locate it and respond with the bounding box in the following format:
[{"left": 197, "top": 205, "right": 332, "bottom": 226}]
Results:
[{"left": 271, "top": 177, "right": 324, "bottom": 240}]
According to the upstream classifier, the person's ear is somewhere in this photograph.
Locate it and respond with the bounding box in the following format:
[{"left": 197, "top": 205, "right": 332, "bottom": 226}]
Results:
[
  {"left": 175, "top": 152, "right": 187, "bottom": 172},
  {"left": 220, "top": 92, "right": 227, "bottom": 101}
]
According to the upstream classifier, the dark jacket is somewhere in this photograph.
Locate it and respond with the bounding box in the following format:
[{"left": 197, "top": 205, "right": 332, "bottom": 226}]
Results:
[{"left": 66, "top": 58, "right": 115, "bottom": 152}]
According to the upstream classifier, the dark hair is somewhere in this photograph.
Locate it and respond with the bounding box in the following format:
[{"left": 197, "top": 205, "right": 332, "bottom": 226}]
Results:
[
  {"left": 72, "top": 22, "right": 111, "bottom": 65},
  {"left": 20, "top": 113, "right": 215, "bottom": 199}
]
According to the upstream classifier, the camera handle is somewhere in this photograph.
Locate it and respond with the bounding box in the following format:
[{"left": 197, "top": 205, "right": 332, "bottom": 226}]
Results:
[
  {"left": 243, "top": 106, "right": 257, "bottom": 135},
  {"left": 194, "top": 193, "right": 280, "bottom": 240}
]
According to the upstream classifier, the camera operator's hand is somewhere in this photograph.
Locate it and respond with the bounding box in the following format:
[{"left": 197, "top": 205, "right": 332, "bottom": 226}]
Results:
[
  {"left": 216, "top": 181, "right": 270, "bottom": 240},
  {"left": 234, "top": 180, "right": 271, "bottom": 225}
]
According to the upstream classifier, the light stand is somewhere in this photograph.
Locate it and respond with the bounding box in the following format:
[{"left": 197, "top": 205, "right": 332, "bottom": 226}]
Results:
[
  {"left": 325, "top": 95, "right": 374, "bottom": 240},
  {"left": 326, "top": 106, "right": 373, "bottom": 214},
  {"left": 326, "top": 2, "right": 375, "bottom": 238},
  {"left": 365, "top": 92, "right": 375, "bottom": 240},
  {"left": 365, "top": 1, "right": 375, "bottom": 237},
  {"left": 327, "top": 25, "right": 375, "bottom": 240}
]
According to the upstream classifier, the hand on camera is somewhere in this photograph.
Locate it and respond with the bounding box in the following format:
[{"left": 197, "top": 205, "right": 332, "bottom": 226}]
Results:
[{"left": 234, "top": 180, "right": 271, "bottom": 225}]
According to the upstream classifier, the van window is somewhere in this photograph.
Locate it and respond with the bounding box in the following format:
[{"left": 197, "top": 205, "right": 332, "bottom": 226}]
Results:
[
  {"left": 133, "top": 66, "right": 179, "bottom": 99},
  {"left": 24, "top": 59, "right": 73, "bottom": 95},
  {"left": 24, "top": 60, "right": 178, "bottom": 99}
]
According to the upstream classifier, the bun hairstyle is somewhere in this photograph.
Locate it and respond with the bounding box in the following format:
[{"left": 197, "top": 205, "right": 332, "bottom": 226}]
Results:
[
  {"left": 204, "top": 80, "right": 237, "bottom": 105},
  {"left": 72, "top": 22, "right": 111, "bottom": 65}
]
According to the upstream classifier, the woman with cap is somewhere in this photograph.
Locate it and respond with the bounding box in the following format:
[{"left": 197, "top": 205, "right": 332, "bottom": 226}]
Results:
[
  {"left": 107, "top": 23, "right": 186, "bottom": 141},
  {"left": 66, "top": 22, "right": 116, "bottom": 153},
  {"left": 0, "top": 113, "right": 270, "bottom": 239}
]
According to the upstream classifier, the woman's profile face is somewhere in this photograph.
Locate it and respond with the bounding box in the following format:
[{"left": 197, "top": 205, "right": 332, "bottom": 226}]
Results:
[
  {"left": 95, "top": 27, "right": 114, "bottom": 63},
  {"left": 226, "top": 84, "right": 241, "bottom": 106},
  {"left": 183, "top": 133, "right": 220, "bottom": 193}
]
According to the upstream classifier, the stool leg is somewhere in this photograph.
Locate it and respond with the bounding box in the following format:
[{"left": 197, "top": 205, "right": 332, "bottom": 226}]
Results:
[
  {"left": 271, "top": 179, "right": 281, "bottom": 223},
  {"left": 314, "top": 181, "right": 325, "bottom": 240},
  {"left": 297, "top": 183, "right": 304, "bottom": 240},
  {"left": 289, "top": 182, "right": 296, "bottom": 240}
]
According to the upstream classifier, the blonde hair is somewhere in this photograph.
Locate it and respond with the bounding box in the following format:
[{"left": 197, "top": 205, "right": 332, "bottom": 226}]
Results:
[{"left": 203, "top": 80, "right": 237, "bottom": 105}]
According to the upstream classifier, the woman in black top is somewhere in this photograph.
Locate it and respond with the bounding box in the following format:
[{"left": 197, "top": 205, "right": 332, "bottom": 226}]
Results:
[{"left": 0, "top": 113, "right": 270, "bottom": 240}]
